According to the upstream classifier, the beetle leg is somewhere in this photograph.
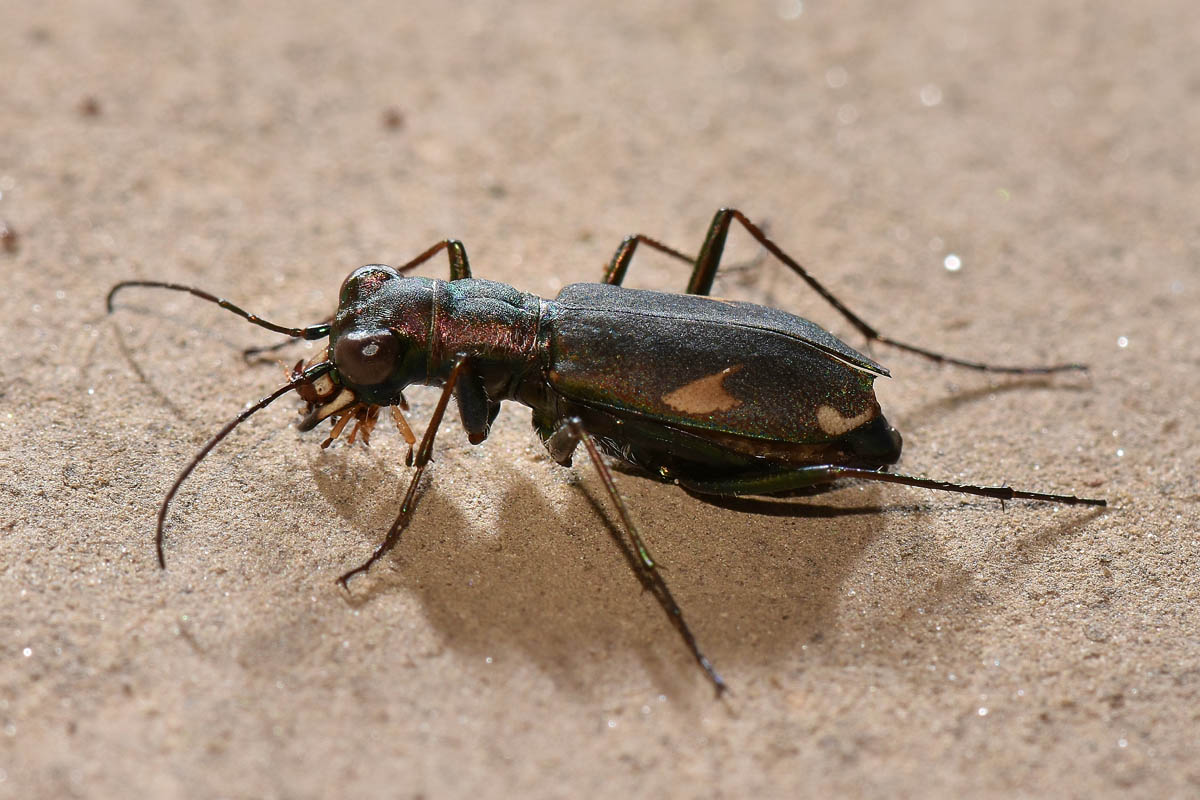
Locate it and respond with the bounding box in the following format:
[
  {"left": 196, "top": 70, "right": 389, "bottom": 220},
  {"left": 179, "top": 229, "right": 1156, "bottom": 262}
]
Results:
[
  {"left": 603, "top": 234, "right": 694, "bottom": 286},
  {"left": 688, "top": 208, "right": 1086, "bottom": 374},
  {"left": 823, "top": 466, "right": 1107, "bottom": 506},
  {"left": 604, "top": 209, "right": 1086, "bottom": 374},
  {"left": 391, "top": 406, "right": 416, "bottom": 466},
  {"left": 320, "top": 410, "right": 356, "bottom": 449},
  {"left": 338, "top": 356, "right": 470, "bottom": 588},
  {"left": 554, "top": 417, "right": 727, "bottom": 695},
  {"left": 347, "top": 404, "right": 382, "bottom": 446},
  {"left": 677, "top": 464, "right": 1105, "bottom": 507},
  {"left": 242, "top": 315, "right": 334, "bottom": 363},
  {"left": 454, "top": 364, "right": 494, "bottom": 444},
  {"left": 540, "top": 418, "right": 579, "bottom": 466},
  {"left": 602, "top": 226, "right": 769, "bottom": 286},
  {"left": 242, "top": 337, "right": 302, "bottom": 363},
  {"left": 394, "top": 239, "right": 472, "bottom": 280}
]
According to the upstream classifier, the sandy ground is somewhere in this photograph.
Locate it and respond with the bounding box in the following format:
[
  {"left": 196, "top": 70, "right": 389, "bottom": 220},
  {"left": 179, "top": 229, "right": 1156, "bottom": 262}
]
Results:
[{"left": 2, "top": 1, "right": 1198, "bottom": 797}]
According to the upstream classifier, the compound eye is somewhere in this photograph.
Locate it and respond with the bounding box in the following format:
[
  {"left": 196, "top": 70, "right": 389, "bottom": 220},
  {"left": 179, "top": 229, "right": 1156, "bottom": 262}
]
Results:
[
  {"left": 334, "top": 329, "right": 398, "bottom": 386},
  {"left": 339, "top": 264, "right": 399, "bottom": 303}
]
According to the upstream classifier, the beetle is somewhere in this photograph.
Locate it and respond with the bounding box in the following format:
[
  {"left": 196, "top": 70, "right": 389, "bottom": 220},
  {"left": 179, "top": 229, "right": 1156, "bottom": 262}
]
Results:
[{"left": 107, "top": 208, "right": 1106, "bottom": 694}]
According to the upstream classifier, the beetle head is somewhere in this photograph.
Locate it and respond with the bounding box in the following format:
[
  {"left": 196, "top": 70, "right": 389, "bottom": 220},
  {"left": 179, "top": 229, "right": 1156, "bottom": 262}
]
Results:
[{"left": 298, "top": 265, "right": 433, "bottom": 430}]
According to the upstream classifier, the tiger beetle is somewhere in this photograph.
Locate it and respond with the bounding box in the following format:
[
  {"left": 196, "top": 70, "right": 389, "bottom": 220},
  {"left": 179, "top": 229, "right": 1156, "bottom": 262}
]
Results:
[{"left": 107, "top": 208, "right": 1106, "bottom": 695}]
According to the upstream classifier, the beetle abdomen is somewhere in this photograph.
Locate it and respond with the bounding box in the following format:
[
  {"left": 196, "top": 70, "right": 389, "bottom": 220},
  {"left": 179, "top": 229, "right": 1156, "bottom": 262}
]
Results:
[{"left": 546, "top": 284, "right": 886, "bottom": 446}]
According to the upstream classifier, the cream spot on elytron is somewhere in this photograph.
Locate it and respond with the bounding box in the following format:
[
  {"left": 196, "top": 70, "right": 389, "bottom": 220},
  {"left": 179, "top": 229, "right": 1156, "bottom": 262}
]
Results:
[
  {"left": 663, "top": 365, "right": 744, "bottom": 414},
  {"left": 816, "top": 404, "right": 873, "bottom": 436}
]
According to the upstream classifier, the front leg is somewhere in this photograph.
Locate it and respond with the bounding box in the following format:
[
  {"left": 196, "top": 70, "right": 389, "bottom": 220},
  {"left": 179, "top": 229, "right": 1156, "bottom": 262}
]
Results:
[
  {"left": 395, "top": 239, "right": 473, "bottom": 280},
  {"left": 454, "top": 363, "right": 499, "bottom": 445},
  {"left": 339, "top": 356, "right": 470, "bottom": 587}
]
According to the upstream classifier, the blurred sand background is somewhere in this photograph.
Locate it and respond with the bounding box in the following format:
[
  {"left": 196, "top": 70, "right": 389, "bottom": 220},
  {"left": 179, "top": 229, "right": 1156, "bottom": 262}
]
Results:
[{"left": 1, "top": 1, "right": 1198, "bottom": 797}]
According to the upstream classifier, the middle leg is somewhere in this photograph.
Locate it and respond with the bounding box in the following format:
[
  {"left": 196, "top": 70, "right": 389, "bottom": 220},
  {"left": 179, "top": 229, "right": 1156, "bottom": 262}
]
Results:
[{"left": 546, "top": 417, "right": 727, "bottom": 695}]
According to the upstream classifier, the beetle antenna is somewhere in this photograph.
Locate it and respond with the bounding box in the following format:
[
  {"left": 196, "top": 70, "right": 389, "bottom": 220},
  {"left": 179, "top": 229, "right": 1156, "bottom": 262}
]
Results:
[
  {"left": 155, "top": 361, "right": 334, "bottom": 568},
  {"left": 107, "top": 280, "right": 331, "bottom": 340}
]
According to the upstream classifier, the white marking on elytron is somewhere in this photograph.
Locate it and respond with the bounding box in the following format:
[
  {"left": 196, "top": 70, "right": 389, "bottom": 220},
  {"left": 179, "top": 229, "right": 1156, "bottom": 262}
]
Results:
[
  {"left": 663, "top": 364, "right": 744, "bottom": 414},
  {"left": 816, "top": 404, "right": 873, "bottom": 436}
]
